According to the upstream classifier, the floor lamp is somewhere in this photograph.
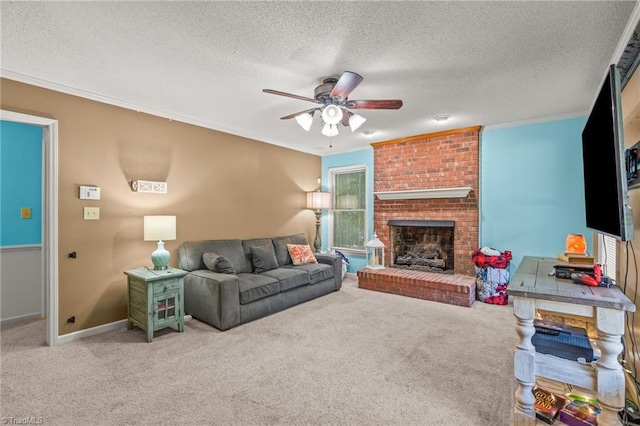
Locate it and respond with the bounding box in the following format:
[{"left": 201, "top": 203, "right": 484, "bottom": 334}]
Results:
[{"left": 306, "top": 191, "right": 332, "bottom": 252}]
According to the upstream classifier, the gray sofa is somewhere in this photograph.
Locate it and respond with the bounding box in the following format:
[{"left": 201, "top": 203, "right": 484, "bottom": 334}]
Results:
[{"left": 177, "top": 233, "right": 342, "bottom": 331}]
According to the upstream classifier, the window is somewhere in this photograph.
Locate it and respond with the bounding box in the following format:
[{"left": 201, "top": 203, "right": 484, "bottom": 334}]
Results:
[
  {"left": 597, "top": 233, "right": 617, "bottom": 279},
  {"left": 329, "top": 166, "right": 367, "bottom": 253}
]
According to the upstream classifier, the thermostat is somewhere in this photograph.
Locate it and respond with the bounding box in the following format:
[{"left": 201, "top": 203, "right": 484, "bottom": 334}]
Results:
[{"left": 79, "top": 186, "right": 101, "bottom": 200}]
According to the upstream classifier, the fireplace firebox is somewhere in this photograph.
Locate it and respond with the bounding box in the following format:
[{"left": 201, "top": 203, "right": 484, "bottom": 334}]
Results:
[{"left": 388, "top": 220, "right": 455, "bottom": 274}]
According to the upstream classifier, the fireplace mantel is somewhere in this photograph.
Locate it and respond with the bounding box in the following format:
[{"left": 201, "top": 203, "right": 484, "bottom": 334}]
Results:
[{"left": 374, "top": 187, "right": 472, "bottom": 200}]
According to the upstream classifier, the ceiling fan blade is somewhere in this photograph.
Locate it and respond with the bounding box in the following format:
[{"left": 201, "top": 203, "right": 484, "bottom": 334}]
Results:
[
  {"left": 342, "top": 109, "right": 350, "bottom": 127},
  {"left": 263, "top": 89, "right": 321, "bottom": 104},
  {"left": 330, "top": 71, "right": 363, "bottom": 100},
  {"left": 280, "top": 108, "right": 320, "bottom": 120},
  {"left": 345, "top": 99, "right": 403, "bottom": 110}
]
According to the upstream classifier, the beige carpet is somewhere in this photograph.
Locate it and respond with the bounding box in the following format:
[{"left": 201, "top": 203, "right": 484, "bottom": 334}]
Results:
[{"left": 1, "top": 276, "right": 516, "bottom": 425}]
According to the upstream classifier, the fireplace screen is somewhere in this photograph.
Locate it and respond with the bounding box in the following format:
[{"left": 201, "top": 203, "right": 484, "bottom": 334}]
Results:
[{"left": 389, "top": 220, "right": 454, "bottom": 274}]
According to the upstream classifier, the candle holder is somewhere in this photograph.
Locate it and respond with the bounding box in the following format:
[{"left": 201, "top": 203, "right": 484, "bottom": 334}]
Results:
[{"left": 366, "top": 232, "right": 385, "bottom": 269}]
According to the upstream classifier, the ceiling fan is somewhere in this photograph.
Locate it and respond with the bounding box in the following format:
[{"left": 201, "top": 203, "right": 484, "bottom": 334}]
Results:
[{"left": 263, "top": 71, "right": 403, "bottom": 137}]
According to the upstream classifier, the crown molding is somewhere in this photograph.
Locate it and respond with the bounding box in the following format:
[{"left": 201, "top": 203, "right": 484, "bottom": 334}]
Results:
[
  {"left": 370, "top": 126, "right": 482, "bottom": 148},
  {"left": 482, "top": 111, "right": 587, "bottom": 131}
]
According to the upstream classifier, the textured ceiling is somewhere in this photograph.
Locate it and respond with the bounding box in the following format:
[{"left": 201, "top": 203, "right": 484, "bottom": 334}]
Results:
[{"left": 1, "top": 1, "right": 638, "bottom": 155}]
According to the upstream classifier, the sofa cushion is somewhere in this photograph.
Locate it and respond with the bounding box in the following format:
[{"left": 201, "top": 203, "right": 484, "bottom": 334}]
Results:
[
  {"left": 178, "top": 239, "right": 251, "bottom": 273},
  {"left": 284, "top": 263, "right": 334, "bottom": 285},
  {"left": 287, "top": 244, "right": 318, "bottom": 265},
  {"left": 237, "top": 273, "right": 280, "bottom": 304},
  {"left": 250, "top": 244, "right": 279, "bottom": 273},
  {"left": 202, "top": 251, "right": 236, "bottom": 274},
  {"left": 242, "top": 238, "right": 273, "bottom": 268},
  {"left": 261, "top": 268, "right": 310, "bottom": 292},
  {"left": 272, "top": 233, "right": 310, "bottom": 267}
]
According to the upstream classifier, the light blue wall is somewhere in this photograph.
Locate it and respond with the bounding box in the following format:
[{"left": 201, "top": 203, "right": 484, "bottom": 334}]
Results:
[
  {"left": 480, "top": 117, "right": 590, "bottom": 272},
  {"left": 0, "top": 120, "right": 43, "bottom": 246},
  {"left": 321, "top": 148, "right": 374, "bottom": 272}
]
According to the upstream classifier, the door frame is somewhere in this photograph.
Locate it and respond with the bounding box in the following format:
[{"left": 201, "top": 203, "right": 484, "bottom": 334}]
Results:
[{"left": 1, "top": 110, "right": 59, "bottom": 346}]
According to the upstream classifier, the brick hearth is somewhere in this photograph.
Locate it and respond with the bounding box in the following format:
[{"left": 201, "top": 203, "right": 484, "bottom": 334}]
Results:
[{"left": 357, "top": 268, "right": 476, "bottom": 307}]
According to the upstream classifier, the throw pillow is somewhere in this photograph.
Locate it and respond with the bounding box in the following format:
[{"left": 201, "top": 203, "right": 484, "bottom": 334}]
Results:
[
  {"left": 203, "top": 251, "right": 236, "bottom": 274},
  {"left": 250, "top": 244, "right": 279, "bottom": 273},
  {"left": 287, "top": 244, "right": 318, "bottom": 265}
]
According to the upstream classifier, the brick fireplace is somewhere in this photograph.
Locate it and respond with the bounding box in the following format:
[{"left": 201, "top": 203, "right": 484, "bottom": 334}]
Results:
[
  {"left": 389, "top": 219, "right": 455, "bottom": 273},
  {"left": 357, "top": 126, "right": 480, "bottom": 307}
]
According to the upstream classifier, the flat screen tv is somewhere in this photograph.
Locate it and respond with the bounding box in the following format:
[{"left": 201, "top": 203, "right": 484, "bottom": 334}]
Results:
[{"left": 582, "top": 63, "right": 634, "bottom": 241}]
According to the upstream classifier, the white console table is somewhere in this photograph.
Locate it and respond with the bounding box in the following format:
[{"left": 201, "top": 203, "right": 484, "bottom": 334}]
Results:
[{"left": 508, "top": 256, "right": 635, "bottom": 426}]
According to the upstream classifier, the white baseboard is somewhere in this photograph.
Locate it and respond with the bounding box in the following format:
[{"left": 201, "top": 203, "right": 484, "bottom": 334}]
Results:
[
  {"left": 0, "top": 312, "right": 44, "bottom": 324},
  {"left": 56, "top": 315, "right": 194, "bottom": 344},
  {"left": 57, "top": 319, "right": 128, "bottom": 345}
]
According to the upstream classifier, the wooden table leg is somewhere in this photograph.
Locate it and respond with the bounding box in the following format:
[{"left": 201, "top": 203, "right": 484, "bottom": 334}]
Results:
[
  {"left": 513, "top": 297, "right": 537, "bottom": 426},
  {"left": 595, "top": 307, "right": 625, "bottom": 426}
]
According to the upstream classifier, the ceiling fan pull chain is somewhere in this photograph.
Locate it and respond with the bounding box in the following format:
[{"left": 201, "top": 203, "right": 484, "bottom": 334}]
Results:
[{"left": 329, "top": 136, "right": 333, "bottom": 149}]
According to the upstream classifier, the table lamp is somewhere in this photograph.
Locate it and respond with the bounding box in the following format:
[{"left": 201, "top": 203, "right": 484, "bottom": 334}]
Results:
[{"left": 144, "top": 215, "right": 176, "bottom": 269}]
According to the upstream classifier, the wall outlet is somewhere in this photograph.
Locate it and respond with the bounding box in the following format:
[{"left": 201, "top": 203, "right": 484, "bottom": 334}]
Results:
[{"left": 83, "top": 207, "right": 100, "bottom": 220}]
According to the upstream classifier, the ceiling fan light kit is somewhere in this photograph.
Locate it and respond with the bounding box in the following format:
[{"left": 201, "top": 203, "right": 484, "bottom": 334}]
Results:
[
  {"left": 295, "top": 112, "right": 314, "bottom": 131},
  {"left": 263, "top": 71, "right": 403, "bottom": 141},
  {"left": 349, "top": 113, "right": 367, "bottom": 132},
  {"left": 321, "top": 104, "right": 343, "bottom": 125},
  {"left": 322, "top": 123, "right": 339, "bottom": 137}
]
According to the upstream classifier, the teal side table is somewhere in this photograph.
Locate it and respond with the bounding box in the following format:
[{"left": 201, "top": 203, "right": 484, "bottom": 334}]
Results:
[{"left": 123, "top": 267, "right": 188, "bottom": 342}]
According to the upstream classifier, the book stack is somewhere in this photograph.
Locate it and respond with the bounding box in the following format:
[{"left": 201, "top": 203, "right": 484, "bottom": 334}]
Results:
[
  {"left": 558, "top": 395, "right": 600, "bottom": 426},
  {"left": 533, "top": 386, "right": 567, "bottom": 424}
]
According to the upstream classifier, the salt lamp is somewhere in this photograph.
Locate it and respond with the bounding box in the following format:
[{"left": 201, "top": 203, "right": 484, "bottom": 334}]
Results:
[{"left": 565, "top": 233, "right": 587, "bottom": 255}]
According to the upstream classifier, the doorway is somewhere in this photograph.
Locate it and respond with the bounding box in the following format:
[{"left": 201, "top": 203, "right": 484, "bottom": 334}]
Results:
[{"left": 0, "top": 110, "right": 59, "bottom": 346}]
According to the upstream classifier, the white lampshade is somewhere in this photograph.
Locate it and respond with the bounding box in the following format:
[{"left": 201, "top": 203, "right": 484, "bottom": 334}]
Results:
[
  {"left": 322, "top": 105, "right": 342, "bottom": 125},
  {"left": 321, "top": 123, "right": 339, "bottom": 137},
  {"left": 144, "top": 215, "right": 176, "bottom": 241},
  {"left": 306, "top": 191, "right": 332, "bottom": 210},
  {"left": 349, "top": 113, "right": 367, "bottom": 131},
  {"left": 295, "top": 113, "right": 313, "bottom": 131}
]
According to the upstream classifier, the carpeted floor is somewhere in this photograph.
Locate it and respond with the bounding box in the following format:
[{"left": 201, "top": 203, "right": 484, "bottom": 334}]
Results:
[{"left": 0, "top": 276, "right": 516, "bottom": 425}]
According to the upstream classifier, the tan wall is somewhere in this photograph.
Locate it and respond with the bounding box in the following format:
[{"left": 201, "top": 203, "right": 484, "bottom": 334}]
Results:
[
  {"left": 620, "top": 67, "right": 640, "bottom": 405},
  {"left": 0, "top": 78, "right": 321, "bottom": 335}
]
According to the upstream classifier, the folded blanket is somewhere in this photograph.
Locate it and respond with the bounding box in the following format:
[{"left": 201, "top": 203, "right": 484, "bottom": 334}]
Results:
[{"left": 471, "top": 248, "right": 512, "bottom": 269}]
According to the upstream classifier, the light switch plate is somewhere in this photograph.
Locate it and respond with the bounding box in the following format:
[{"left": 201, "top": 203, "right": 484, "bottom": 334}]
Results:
[{"left": 83, "top": 207, "right": 100, "bottom": 220}]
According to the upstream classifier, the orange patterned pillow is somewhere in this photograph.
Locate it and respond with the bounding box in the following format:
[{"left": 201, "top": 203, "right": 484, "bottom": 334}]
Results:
[{"left": 287, "top": 244, "right": 318, "bottom": 265}]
